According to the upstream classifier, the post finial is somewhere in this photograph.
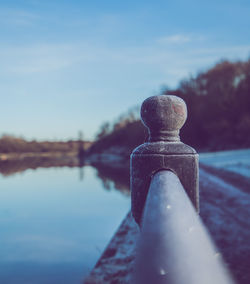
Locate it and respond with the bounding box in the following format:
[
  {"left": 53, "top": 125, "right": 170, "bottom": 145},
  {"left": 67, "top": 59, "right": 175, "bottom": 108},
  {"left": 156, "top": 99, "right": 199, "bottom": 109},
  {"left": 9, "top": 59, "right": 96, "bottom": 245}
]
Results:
[
  {"left": 141, "top": 95, "right": 187, "bottom": 142},
  {"left": 131, "top": 94, "right": 198, "bottom": 225}
]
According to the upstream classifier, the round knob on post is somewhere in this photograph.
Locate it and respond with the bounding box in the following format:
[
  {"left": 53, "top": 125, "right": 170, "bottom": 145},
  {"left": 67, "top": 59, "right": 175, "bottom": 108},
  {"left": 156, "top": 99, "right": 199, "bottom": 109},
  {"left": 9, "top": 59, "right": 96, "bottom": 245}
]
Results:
[{"left": 141, "top": 95, "right": 187, "bottom": 142}]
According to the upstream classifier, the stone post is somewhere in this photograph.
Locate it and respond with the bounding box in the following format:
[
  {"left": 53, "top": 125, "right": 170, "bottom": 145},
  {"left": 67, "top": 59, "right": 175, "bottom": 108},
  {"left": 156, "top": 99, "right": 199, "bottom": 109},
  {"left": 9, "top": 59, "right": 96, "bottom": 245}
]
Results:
[{"left": 130, "top": 95, "right": 199, "bottom": 225}]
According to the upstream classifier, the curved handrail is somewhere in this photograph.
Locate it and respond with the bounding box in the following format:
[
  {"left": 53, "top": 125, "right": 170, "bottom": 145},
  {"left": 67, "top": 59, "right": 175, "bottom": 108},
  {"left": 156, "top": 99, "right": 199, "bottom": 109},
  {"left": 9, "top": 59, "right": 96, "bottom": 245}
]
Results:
[{"left": 133, "top": 170, "right": 234, "bottom": 284}]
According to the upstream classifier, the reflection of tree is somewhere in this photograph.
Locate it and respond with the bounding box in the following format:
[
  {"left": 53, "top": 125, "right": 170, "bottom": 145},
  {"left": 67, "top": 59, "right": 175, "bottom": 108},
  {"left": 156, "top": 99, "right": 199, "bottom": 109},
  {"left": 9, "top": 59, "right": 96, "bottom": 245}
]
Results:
[
  {"left": 79, "top": 165, "right": 84, "bottom": 181},
  {"left": 78, "top": 131, "right": 85, "bottom": 160},
  {"left": 0, "top": 155, "right": 81, "bottom": 177},
  {"left": 92, "top": 161, "right": 130, "bottom": 195},
  {"left": 101, "top": 178, "right": 112, "bottom": 191}
]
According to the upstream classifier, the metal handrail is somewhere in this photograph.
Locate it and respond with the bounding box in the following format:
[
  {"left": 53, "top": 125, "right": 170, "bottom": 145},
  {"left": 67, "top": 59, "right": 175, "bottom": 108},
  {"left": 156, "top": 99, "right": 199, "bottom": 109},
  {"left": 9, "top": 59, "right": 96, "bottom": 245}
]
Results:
[{"left": 133, "top": 170, "right": 234, "bottom": 284}]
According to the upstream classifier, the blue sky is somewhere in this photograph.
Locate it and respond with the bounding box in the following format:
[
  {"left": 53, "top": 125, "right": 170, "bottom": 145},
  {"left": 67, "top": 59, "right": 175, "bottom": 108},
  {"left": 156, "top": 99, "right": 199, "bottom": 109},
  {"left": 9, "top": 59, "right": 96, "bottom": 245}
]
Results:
[{"left": 1, "top": 0, "right": 250, "bottom": 141}]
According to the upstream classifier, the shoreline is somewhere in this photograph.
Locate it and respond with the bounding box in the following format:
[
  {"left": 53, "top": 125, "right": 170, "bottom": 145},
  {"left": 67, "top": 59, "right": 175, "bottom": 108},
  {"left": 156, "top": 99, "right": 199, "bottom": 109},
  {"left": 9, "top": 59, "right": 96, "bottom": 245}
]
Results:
[
  {"left": 84, "top": 212, "right": 138, "bottom": 284},
  {"left": 0, "top": 151, "right": 78, "bottom": 161},
  {"left": 0, "top": 152, "right": 81, "bottom": 177}
]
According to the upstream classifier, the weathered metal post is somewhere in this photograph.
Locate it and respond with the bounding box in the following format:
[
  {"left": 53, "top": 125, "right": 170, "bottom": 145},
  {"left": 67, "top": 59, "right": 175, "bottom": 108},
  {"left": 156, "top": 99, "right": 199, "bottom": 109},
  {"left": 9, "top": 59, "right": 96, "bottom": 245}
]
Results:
[
  {"left": 131, "top": 95, "right": 199, "bottom": 225},
  {"left": 130, "top": 95, "right": 234, "bottom": 284}
]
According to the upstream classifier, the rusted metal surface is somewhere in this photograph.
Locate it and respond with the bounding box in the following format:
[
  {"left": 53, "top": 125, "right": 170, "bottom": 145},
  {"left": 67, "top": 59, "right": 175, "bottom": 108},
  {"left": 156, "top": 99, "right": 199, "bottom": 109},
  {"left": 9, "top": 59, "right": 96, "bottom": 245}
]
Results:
[
  {"left": 131, "top": 95, "right": 199, "bottom": 225},
  {"left": 133, "top": 170, "right": 234, "bottom": 284}
]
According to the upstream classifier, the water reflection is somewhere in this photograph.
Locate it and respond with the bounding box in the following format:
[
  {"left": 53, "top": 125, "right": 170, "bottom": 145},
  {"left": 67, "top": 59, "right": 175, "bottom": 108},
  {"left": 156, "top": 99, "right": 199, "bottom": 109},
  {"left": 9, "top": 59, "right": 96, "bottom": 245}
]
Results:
[
  {"left": 92, "top": 162, "right": 130, "bottom": 195},
  {"left": 0, "top": 155, "right": 79, "bottom": 177},
  {"left": 0, "top": 155, "right": 131, "bottom": 195},
  {"left": 0, "top": 156, "right": 130, "bottom": 283}
]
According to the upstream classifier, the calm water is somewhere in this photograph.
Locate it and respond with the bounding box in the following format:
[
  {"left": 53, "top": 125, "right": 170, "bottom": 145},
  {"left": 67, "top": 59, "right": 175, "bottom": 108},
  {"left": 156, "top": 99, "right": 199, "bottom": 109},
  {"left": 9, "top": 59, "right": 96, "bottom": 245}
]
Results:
[{"left": 0, "top": 165, "right": 130, "bottom": 283}]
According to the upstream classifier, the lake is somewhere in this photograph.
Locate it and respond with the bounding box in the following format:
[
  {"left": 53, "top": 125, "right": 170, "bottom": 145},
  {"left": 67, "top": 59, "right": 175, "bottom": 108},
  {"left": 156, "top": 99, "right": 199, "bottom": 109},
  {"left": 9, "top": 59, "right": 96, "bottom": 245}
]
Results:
[
  {"left": 0, "top": 148, "right": 249, "bottom": 284},
  {"left": 0, "top": 164, "right": 130, "bottom": 284}
]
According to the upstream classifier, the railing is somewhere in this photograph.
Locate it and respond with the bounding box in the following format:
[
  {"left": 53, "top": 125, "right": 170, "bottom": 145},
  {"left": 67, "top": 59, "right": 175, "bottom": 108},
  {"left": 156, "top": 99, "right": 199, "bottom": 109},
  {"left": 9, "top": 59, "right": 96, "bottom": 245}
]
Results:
[{"left": 130, "top": 95, "right": 235, "bottom": 284}]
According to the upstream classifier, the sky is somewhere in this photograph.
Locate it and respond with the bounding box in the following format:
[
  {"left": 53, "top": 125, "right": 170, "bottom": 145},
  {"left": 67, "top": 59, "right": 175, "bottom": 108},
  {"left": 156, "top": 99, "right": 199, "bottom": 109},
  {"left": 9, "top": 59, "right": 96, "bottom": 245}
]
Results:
[{"left": 1, "top": 0, "right": 250, "bottom": 141}]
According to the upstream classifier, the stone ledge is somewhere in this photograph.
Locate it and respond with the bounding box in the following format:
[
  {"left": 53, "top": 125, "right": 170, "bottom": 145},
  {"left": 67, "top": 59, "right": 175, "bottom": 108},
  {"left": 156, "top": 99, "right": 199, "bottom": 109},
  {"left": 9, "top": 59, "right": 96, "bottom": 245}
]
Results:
[{"left": 84, "top": 212, "right": 139, "bottom": 284}]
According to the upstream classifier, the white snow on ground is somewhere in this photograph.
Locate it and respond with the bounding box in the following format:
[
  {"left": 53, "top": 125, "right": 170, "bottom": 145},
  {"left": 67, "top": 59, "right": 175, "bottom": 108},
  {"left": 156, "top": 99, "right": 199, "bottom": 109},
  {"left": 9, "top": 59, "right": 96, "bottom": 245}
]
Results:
[
  {"left": 200, "top": 149, "right": 250, "bottom": 178},
  {"left": 200, "top": 168, "right": 250, "bottom": 209}
]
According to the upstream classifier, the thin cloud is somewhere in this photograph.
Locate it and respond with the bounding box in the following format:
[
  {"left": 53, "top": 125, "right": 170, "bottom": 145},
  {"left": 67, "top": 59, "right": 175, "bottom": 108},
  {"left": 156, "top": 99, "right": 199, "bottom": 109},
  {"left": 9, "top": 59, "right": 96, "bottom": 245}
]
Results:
[
  {"left": 157, "top": 34, "right": 192, "bottom": 44},
  {"left": 0, "top": 8, "right": 40, "bottom": 26},
  {"left": 0, "top": 44, "right": 81, "bottom": 74},
  {"left": 1, "top": 39, "right": 249, "bottom": 82},
  {"left": 190, "top": 45, "right": 250, "bottom": 57}
]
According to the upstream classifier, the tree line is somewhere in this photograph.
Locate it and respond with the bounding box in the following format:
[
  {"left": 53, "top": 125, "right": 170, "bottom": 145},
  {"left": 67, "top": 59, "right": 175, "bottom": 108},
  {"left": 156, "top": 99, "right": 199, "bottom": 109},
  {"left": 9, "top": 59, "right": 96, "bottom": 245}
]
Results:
[
  {"left": 91, "top": 58, "right": 250, "bottom": 154},
  {"left": 0, "top": 135, "right": 91, "bottom": 154},
  {"left": 164, "top": 59, "right": 250, "bottom": 150}
]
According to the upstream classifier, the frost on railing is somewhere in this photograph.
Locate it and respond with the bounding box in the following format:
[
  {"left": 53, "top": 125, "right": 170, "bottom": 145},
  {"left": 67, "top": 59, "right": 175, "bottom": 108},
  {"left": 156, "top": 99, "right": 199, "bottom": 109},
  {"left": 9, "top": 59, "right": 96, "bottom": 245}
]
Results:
[{"left": 130, "top": 95, "right": 235, "bottom": 284}]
